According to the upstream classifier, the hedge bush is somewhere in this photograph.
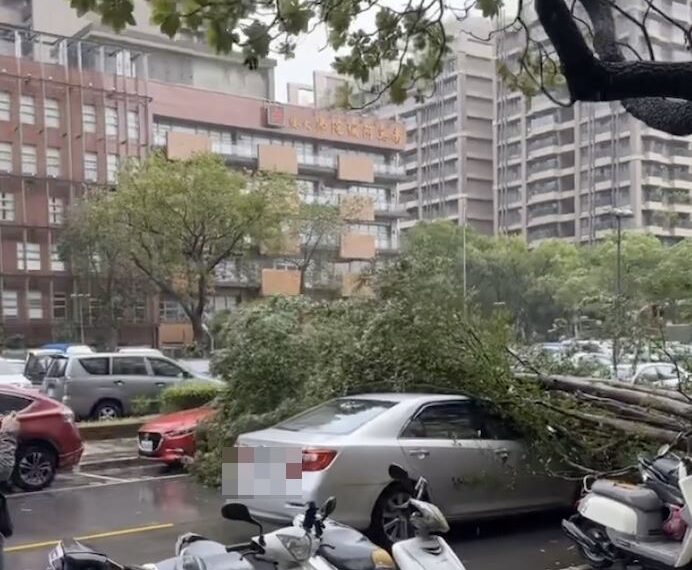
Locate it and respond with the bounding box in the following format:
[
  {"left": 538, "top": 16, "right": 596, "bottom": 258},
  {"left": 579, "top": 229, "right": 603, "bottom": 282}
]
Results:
[{"left": 160, "top": 382, "right": 221, "bottom": 413}]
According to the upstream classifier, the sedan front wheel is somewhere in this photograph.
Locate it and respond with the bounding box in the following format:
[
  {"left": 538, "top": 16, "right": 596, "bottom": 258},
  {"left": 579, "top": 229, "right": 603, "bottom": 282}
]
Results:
[{"left": 370, "top": 484, "right": 414, "bottom": 549}]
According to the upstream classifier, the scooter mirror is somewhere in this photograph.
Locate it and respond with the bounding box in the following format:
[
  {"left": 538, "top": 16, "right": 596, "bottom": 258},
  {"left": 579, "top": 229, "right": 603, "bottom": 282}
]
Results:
[
  {"left": 321, "top": 496, "right": 337, "bottom": 517},
  {"left": 221, "top": 503, "right": 257, "bottom": 526},
  {"left": 658, "top": 444, "right": 672, "bottom": 457},
  {"left": 388, "top": 464, "right": 409, "bottom": 481}
]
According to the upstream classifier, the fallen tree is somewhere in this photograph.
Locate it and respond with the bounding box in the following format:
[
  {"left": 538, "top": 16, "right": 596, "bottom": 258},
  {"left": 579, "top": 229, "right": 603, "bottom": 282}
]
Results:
[{"left": 192, "top": 243, "right": 692, "bottom": 486}]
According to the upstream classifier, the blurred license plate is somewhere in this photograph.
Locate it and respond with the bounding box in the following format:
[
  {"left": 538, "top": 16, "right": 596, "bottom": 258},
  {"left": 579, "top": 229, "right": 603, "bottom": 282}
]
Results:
[{"left": 140, "top": 440, "right": 154, "bottom": 452}]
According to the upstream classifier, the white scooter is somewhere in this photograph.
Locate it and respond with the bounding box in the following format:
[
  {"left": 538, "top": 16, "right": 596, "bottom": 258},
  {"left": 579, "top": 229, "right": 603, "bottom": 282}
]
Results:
[
  {"left": 564, "top": 443, "right": 692, "bottom": 569},
  {"left": 387, "top": 463, "right": 467, "bottom": 570}
]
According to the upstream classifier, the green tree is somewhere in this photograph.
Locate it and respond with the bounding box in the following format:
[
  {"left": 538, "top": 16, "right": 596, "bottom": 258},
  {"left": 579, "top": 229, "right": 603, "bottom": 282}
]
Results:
[
  {"left": 82, "top": 152, "right": 295, "bottom": 347},
  {"left": 60, "top": 191, "right": 150, "bottom": 349}
]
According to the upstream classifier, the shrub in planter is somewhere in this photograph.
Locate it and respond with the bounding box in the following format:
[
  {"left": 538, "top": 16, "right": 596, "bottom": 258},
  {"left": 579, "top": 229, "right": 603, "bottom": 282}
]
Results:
[
  {"left": 160, "top": 383, "right": 220, "bottom": 413},
  {"left": 131, "top": 396, "right": 161, "bottom": 416}
]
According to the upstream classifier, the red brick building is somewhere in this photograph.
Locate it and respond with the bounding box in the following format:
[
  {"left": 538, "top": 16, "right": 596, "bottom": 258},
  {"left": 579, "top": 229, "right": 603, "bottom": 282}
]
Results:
[{"left": 0, "top": 26, "right": 405, "bottom": 348}]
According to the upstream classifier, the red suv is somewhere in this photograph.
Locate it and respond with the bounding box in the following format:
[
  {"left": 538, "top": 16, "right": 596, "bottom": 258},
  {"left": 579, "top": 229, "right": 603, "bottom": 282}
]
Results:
[{"left": 0, "top": 386, "right": 83, "bottom": 491}]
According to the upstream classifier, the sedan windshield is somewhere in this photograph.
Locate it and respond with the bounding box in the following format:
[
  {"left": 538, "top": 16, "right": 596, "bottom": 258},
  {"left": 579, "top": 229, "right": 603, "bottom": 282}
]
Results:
[{"left": 276, "top": 398, "right": 396, "bottom": 435}]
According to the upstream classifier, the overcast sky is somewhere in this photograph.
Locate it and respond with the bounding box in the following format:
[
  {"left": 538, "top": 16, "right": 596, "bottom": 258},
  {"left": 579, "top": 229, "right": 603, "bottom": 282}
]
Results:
[{"left": 274, "top": 28, "right": 333, "bottom": 101}]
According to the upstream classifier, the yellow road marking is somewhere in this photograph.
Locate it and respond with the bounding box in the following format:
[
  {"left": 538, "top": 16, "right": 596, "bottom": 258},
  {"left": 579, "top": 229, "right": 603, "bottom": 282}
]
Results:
[{"left": 6, "top": 522, "right": 175, "bottom": 553}]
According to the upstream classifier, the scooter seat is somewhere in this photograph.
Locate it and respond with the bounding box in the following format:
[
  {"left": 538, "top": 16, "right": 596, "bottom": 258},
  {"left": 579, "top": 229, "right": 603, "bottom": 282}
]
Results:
[
  {"left": 319, "top": 523, "right": 389, "bottom": 570},
  {"left": 591, "top": 480, "right": 663, "bottom": 512}
]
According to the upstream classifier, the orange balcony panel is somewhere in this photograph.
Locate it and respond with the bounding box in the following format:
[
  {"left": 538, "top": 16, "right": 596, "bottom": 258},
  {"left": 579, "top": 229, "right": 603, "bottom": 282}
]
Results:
[
  {"left": 258, "top": 144, "right": 298, "bottom": 174},
  {"left": 337, "top": 155, "right": 374, "bottom": 183},
  {"left": 166, "top": 131, "right": 211, "bottom": 160},
  {"left": 340, "top": 233, "right": 376, "bottom": 260},
  {"left": 159, "top": 323, "right": 194, "bottom": 345},
  {"left": 342, "top": 273, "right": 374, "bottom": 297},
  {"left": 340, "top": 196, "right": 375, "bottom": 222},
  {"left": 261, "top": 268, "right": 301, "bottom": 296}
]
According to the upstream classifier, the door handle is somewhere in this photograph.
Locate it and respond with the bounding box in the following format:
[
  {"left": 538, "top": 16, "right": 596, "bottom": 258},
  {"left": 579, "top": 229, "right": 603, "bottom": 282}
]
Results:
[
  {"left": 113, "top": 380, "right": 124, "bottom": 386},
  {"left": 408, "top": 448, "right": 430, "bottom": 459}
]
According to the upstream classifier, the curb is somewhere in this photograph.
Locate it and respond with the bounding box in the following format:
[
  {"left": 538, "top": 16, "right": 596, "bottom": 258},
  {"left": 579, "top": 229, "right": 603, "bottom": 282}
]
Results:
[
  {"left": 79, "top": 455, "right": 149, "bottom": 471},
  {"left": 77, "top": 415, "right": 158, "bottom": 441}
]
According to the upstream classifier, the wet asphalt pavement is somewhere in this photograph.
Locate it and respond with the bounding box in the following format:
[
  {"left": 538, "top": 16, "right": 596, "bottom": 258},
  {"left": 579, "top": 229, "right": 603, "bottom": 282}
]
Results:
[{"left": 7, "top": 464, "right": 583, "bottom": 570}]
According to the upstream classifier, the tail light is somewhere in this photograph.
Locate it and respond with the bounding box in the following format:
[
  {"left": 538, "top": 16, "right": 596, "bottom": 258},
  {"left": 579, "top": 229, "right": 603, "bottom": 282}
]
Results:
[{"left": 302, "top": 448, "right": 337, "bottom": 472}]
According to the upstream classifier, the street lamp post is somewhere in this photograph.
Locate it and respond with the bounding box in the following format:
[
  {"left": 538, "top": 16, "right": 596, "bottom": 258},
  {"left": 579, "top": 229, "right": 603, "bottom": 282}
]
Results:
[
  {"left": 70, "top": 292, "right": 90, "bottom": 344},
  {"left": 460, "top": 194, "right": 468, "bottom": 316},
  {"left": 608, "top": 207, "right": 634, "bottom": 371}
]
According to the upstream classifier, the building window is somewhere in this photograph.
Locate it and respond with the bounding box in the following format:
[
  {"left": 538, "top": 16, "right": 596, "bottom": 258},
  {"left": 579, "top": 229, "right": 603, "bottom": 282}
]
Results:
[
  {"left": 51, "top": 244, "right": 65, "bottom": 271},
  {"left": 49, "top": 197, "right": 64, "bottom": 225},
  {"left": 84, "top": 152, "right": 98, "bottom": 182},
  {"left": 0, "top": 92, "right": 10, "bottom": 121},
  {"left": 2, "top": 291, "right": 17, "bottom": 319},
  {"left": 46, "top": 148, "right": 61, "bottom": 177},
  {"left": 28, "top": 291, "right": 43, "bottom": 320},
  {"left": 44, "top": 98, "right": 60, "bottom": 128},
  {"left": 17, "top": 242, "right": 41, "bottom": 271},
  {"left": 21, "top": 145, "right": 37, "bottom": 176},
  {"left": 20, "top": 95, "right": 35, "bottom": 124},
  {"left": 107, "top": 154, "right": 118, "bottom": 183},
  {"left": 0, "top": 193, "right": 14, "bottom": 222},
  {"left": 0, "top": 143, "right": 11, "bottom": 172},
  {"left": 127, "top": 110, "right": 139, "bottom": 140},
  {"left": 53, "top": 292, "right": 67, "bottom": 319},
  {"left": 105, "top": 107, "right": 118, "bottom": 136},
  {"left": 159, "top": 300, "right": 187, "bottom": 322},
  {"left": 82, "top": 104, "right": 96, "bottom": 133}
]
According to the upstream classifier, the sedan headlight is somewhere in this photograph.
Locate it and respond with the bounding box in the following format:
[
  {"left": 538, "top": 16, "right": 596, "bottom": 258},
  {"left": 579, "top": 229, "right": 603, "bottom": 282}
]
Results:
[{"left": 276, "top": 532, "right": 312, "bottom": 562}]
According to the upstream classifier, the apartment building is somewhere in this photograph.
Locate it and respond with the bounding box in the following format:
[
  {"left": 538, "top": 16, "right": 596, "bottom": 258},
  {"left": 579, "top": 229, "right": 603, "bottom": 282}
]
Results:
[
  {"left": 290, "top": 20, "right": 496, "bottom": 235},
  {"left": 495, "top": 3, "right": 692, "bottom": 245},
  {"left": 381, "top": 18, "right": 495, "bottom": 235},
  {"left": 0, "top": 22, "right": 405, "bottom": 346}
]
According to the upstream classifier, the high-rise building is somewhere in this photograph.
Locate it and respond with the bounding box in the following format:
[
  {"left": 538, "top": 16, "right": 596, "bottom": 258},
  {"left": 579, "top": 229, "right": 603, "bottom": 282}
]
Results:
[
  {"left": 0, "top": 9, "right": 406, "bottom": 347},
  {"left": 296, "top": 20, "right": 496, "bottom": 235},
  {"left": 495, "top": 4, "right": 692, "bottom": 245},
  {"left": 379, "top": 18, "right": 495, "bottom": 235}
]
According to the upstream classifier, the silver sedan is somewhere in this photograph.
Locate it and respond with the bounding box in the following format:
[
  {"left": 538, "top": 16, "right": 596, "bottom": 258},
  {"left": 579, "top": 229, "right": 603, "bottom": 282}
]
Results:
[{"left": 234, "top": 393, "right": 576, "bottom": 546}]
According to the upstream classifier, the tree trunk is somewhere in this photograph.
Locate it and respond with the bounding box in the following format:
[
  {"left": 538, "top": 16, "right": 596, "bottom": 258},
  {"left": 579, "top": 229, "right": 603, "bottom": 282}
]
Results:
[{"left": 190, "top": 313, "right": 208, "bottom": 351}]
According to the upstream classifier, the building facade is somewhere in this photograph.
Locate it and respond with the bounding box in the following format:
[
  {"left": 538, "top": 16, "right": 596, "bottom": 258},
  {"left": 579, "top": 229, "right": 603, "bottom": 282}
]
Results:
[
  {"left": 494, "top": 4, "right": 692, "bottom": 245},
  {"left": 381, "top": 19, "right": 495, "bottom": 235},
  {"left": 0, "top": 23, "right": 405, "bottom": 347},
  {"left": 291, "top": 20, "right": 496, "bottom": 235}
]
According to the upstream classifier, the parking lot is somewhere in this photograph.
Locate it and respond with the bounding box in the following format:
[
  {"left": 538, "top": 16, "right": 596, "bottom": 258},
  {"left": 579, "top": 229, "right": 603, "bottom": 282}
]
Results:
[{"left": 5, "top": 460, "right": 583, "bottom": 570}]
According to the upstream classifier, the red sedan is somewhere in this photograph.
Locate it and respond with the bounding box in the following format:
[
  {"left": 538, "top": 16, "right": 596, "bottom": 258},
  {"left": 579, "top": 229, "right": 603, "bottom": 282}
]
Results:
[
  {"left": 0, "top": 386, "right": 83, "bottom": 491},
  {"left": 138, "top": 405, "right": 216, "bottom": 465}
]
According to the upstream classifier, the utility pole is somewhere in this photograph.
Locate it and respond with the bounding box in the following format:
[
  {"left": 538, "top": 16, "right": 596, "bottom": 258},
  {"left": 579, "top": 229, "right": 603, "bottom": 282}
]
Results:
[
  {"left": 608, "top": 207, "right": 634, "bottom": 371},
  {"left": 461, "top": 194, "right": 468, "bottom": 316}
]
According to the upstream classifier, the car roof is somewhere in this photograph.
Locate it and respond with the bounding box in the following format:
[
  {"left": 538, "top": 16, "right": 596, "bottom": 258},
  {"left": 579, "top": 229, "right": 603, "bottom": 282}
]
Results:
[{"left": 343, "top": 393, "right": 468, "bottom": 404}]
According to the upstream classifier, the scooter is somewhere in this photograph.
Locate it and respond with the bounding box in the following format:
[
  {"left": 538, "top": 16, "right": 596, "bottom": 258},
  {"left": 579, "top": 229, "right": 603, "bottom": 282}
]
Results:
[
  {"left": 386, "top": 463, "right": 467, "bottom": 570},
  {"left": 563, "top": 442, "right": 692, "bottom": 569},
  {"left": 46, "top": 498, "right": 392, "bottom": 570},
  {"left": 293, "top": 497, "right": 396, "bottom": 570}
]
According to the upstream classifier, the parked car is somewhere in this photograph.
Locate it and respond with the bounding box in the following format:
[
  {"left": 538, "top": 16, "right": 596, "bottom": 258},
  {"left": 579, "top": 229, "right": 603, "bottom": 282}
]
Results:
[
  {"left": 615, "top": 362, "right": 689, "bottom": 388},
  {"left": 0, "top": 359, "right": 32, "bottom": 389},
  {"left": 138, "top": 405, "right": 216, "bottom": 465},
  {"left": 235, "top": 393, "right": 577, "bottom": 546},
  {"left": 41, "top": 353, "right": 223, "bottom": 420},
  {"left": 0, "top": 385, "right": 83, "bottom": 491},
  {"left": 25, "top": 344, "right": 93, "bottom": 386}
]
